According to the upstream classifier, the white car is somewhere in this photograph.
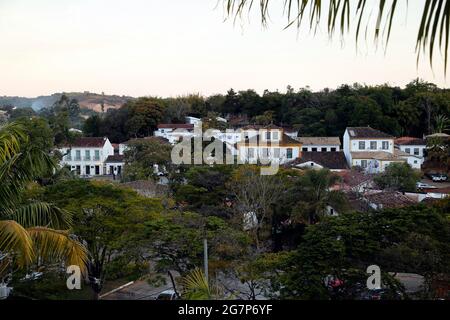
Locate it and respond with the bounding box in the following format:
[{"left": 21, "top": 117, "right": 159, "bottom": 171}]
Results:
[
  {"left": 416, "top": 182, "right": 436, "bottom": 189},
  {"left": 156, "top": 289, "right": 178, "bottom": 300}
]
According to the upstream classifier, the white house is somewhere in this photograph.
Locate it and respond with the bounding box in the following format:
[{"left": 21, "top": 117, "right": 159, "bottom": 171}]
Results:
[
  {"left": 290, "top": 152, "right": 349, "bottom": 172},
  {"left": 236, "top": 125, "right": 302, "bottom": 164},
  {"left": 295, "top": 137, "right": 341, "bottom": 152},
  {"left": 395, "top": 137, "right": 426, "bottom": 169},
  {"left": 343, "top": 127, "right": 408, "bottom": 173},
  {"left": 185, "top": 116, "right": 202, "bottom": 126},
  {"left": 154, "top": 123, "right": 195, "bottom": 144},
  {"left": 59, "top": 137, "right": 115, "bottom": 176}
]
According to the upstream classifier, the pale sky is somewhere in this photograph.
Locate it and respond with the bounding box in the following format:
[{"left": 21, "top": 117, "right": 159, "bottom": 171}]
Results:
[{"left": 0, "top": 0, "right": 448, "bottom": 98}]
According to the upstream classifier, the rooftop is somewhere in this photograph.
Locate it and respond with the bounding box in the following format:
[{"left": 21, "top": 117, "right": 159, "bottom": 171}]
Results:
[
  {"left": 347, "top": 127, "right": 394, "bottom": 139},
  {"left": 294, "top": 137, "right": 341, "bottom": 146},
  {"left": 351, "top": 148, "right": 412, "bottom": 161},
  {"left": 290, "top": 151, "right": 348, "bottom": 170},
  {"left": 64, "top": 137, "right": 107, "bottom": 148},
  {"left": 157, "top": 123, "right": 194, "bottom": 129},
  {"left": 237, "top": 133, "right": 301, "bottom": 147},
  {"left": 395, "top": 137, "right": 426, "bottom": 146},
  {"left": 364, "top": 191, "right": 417, "bottom": 209}
]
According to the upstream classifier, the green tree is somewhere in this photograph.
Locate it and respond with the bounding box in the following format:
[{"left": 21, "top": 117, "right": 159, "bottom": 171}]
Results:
[
  {"left": 0, "top": 122, "right": 87, "bottom": 282},
  {"left": 123, "top": 137, "right": 173, "bottom": 181},
  {"left": 374, "top": 162, "right": 421, "bottom": 192},
  {"left": 43, "top": 179, "right": 163, "bottom": 299}
]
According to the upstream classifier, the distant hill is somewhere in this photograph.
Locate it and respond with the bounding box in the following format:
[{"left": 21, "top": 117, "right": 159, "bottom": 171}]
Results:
[{"left": 0, "top": 92, "right": 134, "bottom": 113}]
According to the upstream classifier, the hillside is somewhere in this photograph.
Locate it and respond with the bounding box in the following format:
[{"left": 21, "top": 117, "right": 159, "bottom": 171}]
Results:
[{"left": 0, "top": 92, "right": 134, "bottom": 112}]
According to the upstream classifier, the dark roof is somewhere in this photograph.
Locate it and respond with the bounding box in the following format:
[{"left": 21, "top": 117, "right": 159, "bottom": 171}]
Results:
[
  {"left": 157, "top": 124, "right": 194, "bottom": 129},
  {"left": 338, "top": 170, "right": 374, "bottom": 188},
  {"left": 347, "top": 127, "right": 393, "bottom": 139},
  {"left": 238, "top": 133, "right": 301, "bottom": 147},
  {"left": 105, "top": 154, "right": 125, "bottom": 163},
  {"left": 124, "top": 136, "right": 170, "bottom": 145},
  {"left": 395, "top": 137, "right": 426, "bottom": 146},
  {"left": 65, "top": 137, "right": 107, "bottom": 148},
  {"left": 364, "top": 191, "right": 417, "bottom": 209},
  {"left": 291, "top": 152, "right": 349, "bottom": 170}
]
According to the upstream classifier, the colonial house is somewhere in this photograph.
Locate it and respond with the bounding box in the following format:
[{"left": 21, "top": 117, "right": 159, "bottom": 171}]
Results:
[
  {"left": 59, "top": 137, "right": 115, "bottom": 176},
  {"left": 343, "top": 127, "right": 408, "bottom": 173},
  {"left": 236, "top": 125, "right": 302, "bottom": 164},
  {"left": 395, "top": 137, "right": 427, "bottom": 169},
  {"left": 289, "top": 152, "right": 349, "bottom": 172},
  {"left": 154, "top": 123, "right": 195, "bottom": 144},
  {"left": 294, "top": 137, "right": 341, "bottom": 152}
]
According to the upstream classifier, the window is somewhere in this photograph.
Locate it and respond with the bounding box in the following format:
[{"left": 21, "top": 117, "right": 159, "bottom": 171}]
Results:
[
  {"left": 382, "top": 141, "right": 389, "bottom": 150},
  {"left": 359, "top": 141, "right": 366, "bottom": 150},
  {"left": 370, "top": 141, "right": 377, "bottom": 150},
  {"left": 287, "top": 148, "right": 293, "bottom": 159},
  {"left": 321, "top": 148, "right": 327, "bottom": 152},
  {"left": 302, "top": 147, "right": 308, "bottom": 152},
  {"left": 94, "top": 150, "right": 100, "bottom": 161},
  {"left": 266, "top": 131, "right": 271, "bottom": 140},
  {"left": 414, "top": 148, "right": 420, "bottom": 156},
  {"left": 76, "top": 166, "right": 81, "bottom": 175},
  {"left": 85, "top": 165, "right": 90, "bottom": 175},
  {"left": 361, "top": 160, "right": 368, "bottom": 168},
  {"left": 311, "top": 163, "right": 314, "bottom": 166},
  {"left": 273, "top": 148, "right": 280, "bottom": 158},
  {"left": 85, "top": 150, "right": 90, "bottom": 160},
  {"left": 75, "top": 150, "right": 81, "bottom": 161},
  {"left": 272, "top": 131, "right": 279, "bottom": 141},
  {"left": 405, "top": 148, "right": 411, "bottom": 154},
  {"left": 311, "top": 148, "right": 317, "bottom": 152},
  {"left": 248, "top": 148, "right": 255, "bottom": 159},
  {"left": 95, "top": 165, "right": 100, "bottom": 175},
  {"left": 331, "top": 148, "right": 337, "bottom": 152},
  {"left": 66, "top": 151, "right": 72, "bottom": 161}
]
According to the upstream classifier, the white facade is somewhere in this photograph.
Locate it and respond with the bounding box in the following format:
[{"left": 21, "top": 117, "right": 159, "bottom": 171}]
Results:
[
  {"left": 301, "top": 145, "right": 341, "bottom": 152},
  {"left": 397, "top": 145, "right": 426, "bottom": 169},
  {"left": 236, "top": 128, "right": 301, "bottom": 165},
  {"left": 154, "top": 126, "right": 195, "bottom": 144},
  {"left": 343, "top": 128, "right": 405, "bottom": 173},
  {"left": 59, "top": 138, "right": 115, "bottom": 176}
]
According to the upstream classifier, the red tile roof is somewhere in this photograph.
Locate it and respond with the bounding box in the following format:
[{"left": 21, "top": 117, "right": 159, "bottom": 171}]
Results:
[
  {"left": 395, "top": 137, "right": 426, "bottom": 146},
  {"left": 347, "top": 127, "right": 393, "bottom": 139},
  {"left": 157, "top": 124, "right": 194, "bottom": 129},
  {"left": 65, "top": 137, "right": 107, "bottom": 148}
]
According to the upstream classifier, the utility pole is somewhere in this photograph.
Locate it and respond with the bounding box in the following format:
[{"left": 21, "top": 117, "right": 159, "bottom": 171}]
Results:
[{"left": 203, "top": 238, "right": 209, "bottom": 283}]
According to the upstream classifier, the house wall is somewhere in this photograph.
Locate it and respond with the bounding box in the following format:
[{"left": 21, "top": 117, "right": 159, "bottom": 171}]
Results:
[
  {"left": 301, "top": 145, "right": 341, "bottom": 152},
  {"left": 59, "top": 139, "right": 114, "bottom": 176},
  {"left": 238, "top": 146, "right": 300, "bottom": 164},
  {"left": 349, "top": 139, "right": 394, "bottom": 153},
  {"left": 399, "top": 145, "right": 426, "bottom": 158}
]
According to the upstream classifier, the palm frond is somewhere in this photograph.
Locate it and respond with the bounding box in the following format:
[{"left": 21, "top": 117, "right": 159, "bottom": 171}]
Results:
[
  {"left": 27, "top": 227, "right": 88, "bottom": 273},
  {"left": 0, "top": 122, "right": 27, "bottom": 162},
  {"left": 2, "top": 201, "right": 73, "bottom": 230},
  {"left": 224, "top": 0, "right": 450, "bottom": 73},
  {"left": 180, "top": 268, "right": 222, "bottom": 300},
  {"left": 0, "top": 220, "right": 34, "bottom": 267}
]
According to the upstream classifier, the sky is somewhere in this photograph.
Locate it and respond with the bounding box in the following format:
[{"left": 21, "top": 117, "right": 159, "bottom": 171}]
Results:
[{"left": 0, "top": 0, "right": 448, "bottom": 98}]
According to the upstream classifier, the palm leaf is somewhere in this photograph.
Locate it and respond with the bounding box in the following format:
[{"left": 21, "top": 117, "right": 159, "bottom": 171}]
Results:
[
  {"left": 2, "top": 201, "right": 73, "bottom": 230},
  {"left": 224, "top": 0, "right": 450, "bottom": 73},
  {"left": 180, "top": 268, "right": 222, "bottom": 300},
  {"left": 27, "top": 227, "right": 88, "bottom": 273},
  {"left": 0, "top": 220, "right": 34, "bottom": 267}
]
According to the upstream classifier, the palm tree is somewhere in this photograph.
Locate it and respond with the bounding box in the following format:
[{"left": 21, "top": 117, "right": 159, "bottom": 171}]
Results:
[
  {"left": 180, "top": 268, "right": 223, "bottom": 300},
  {"left": 0, "top": 122, "right": 87, "bottom": 282},
  {"left": 223, "top": 0, "right": 450, "bottom": 73},
  {"left": 292, "top": 169, "right": 347, "bottom": 225}
]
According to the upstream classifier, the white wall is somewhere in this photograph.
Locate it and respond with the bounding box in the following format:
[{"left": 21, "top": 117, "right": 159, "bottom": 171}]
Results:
[
  {"left": 399, "top": 145, "right": 426, "bottom": 159},
  {"left": 301, "top": 145, "right": 340, "bottom": 152},
  {"left": 349, "top": 139, "right": 394, "bottom": 153},
  {"left": 238, "top": 146, "right": 300, "bottom": 164}
]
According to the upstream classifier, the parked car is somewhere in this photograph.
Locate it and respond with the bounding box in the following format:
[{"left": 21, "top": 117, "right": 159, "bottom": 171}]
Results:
[
  {"left": 416, "top": 182, "right": 436, "bottom": 189},
  {"left": 155, "top": 289, "right": 178, "bottom": 300},
  {"left": 426, "top": 173, "right": 448, "bottom": 182}
]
